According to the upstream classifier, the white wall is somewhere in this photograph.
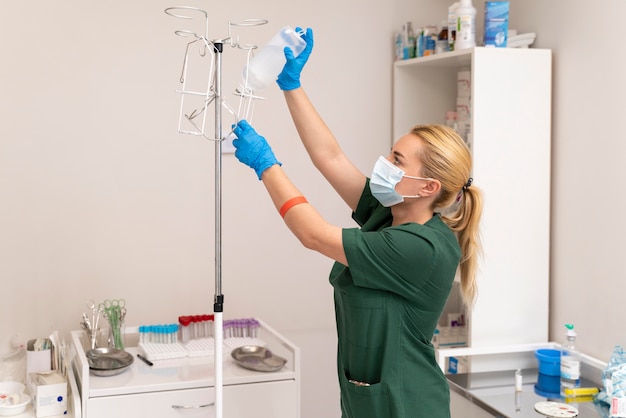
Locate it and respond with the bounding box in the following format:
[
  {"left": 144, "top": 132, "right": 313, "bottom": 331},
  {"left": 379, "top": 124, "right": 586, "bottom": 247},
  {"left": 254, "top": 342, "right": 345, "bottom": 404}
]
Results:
[
  {"left": 2, "top": 0, "right": 624, "bottom": 417},
  {"left": 505, "top": 0, "right": 626, "bottom": 361},
  {"left": 0, "top": 1, "right": 443, "bottom": 417}
]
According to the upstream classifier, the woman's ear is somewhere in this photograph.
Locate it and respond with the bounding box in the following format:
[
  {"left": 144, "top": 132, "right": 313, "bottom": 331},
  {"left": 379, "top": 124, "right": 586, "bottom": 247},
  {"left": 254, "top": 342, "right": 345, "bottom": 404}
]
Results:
[{"left": 420, "top": 179, "right": 441, "bottom": 197}]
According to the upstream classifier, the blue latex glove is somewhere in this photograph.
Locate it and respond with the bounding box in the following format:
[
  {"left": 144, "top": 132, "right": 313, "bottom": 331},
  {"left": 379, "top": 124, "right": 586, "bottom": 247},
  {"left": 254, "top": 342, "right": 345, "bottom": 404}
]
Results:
[
  {"left": 276, "top": 27, "right": 314, "bottom": 91},
  {"left": 232, "top": 120, "right": 281, "bottom": 180}
]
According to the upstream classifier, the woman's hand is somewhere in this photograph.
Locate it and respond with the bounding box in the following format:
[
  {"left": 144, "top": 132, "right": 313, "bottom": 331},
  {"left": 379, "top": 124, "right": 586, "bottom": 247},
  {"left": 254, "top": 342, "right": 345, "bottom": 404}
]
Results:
[
  {"left": 276, "top": 27, "right": 314, "bottom": 91},
  {"left": 232, "top": 120, "right": 282, "bottom": 180}
]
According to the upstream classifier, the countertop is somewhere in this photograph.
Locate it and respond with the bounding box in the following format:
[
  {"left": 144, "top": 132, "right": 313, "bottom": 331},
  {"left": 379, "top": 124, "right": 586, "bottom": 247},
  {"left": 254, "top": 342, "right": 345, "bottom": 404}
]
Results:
[{"left": 447, "top": 368, "right": 609, "bottom": 417}]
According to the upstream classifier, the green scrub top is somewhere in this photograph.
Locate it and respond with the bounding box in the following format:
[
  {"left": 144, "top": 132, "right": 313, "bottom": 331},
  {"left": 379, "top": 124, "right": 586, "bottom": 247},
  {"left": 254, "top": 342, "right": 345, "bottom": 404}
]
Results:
[{"left": 330, "top": 179, "right": 461, "bottom": 418}]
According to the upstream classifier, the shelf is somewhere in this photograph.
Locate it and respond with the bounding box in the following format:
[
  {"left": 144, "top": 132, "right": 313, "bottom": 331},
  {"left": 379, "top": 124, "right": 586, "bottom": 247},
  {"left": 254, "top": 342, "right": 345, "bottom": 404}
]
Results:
[
  {"left": 394, "top": 47, "right": 550, "bottom": 71},
  {"left": 394, "top": 48, "right": 472, "bottom": 69}
]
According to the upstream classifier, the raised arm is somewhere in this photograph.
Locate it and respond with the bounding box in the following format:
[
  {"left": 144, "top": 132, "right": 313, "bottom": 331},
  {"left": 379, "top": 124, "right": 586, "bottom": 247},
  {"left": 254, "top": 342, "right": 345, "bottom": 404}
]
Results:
[
  {"left": 232, "top": 120, "right": 347, "bottom": 266},
  {"left": 277, "top": 28, "right": 366, "bottom": 212}
]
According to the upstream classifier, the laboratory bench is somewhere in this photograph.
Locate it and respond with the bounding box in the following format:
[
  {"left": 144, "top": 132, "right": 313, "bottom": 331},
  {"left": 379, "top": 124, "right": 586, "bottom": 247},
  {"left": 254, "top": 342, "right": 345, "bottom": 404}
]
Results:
[
  {"left": 68, "top": 319, "right": 300, "bottom": 418},
  {"left": 440, "top": 343, "right": 609, "bottom": 418}
]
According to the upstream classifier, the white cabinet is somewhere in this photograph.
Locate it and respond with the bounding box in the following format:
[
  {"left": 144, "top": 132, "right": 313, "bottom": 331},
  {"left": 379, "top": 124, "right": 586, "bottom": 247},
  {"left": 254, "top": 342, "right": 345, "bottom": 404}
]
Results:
[
  {"left": 450, "top": 391, "right": 497, "bottom": 418},
  {"left": 393, "top": 47, "right": 552, "bottom": 369},
  {"left": 70, "top": 319, "right": 300, "bottom": 418}
]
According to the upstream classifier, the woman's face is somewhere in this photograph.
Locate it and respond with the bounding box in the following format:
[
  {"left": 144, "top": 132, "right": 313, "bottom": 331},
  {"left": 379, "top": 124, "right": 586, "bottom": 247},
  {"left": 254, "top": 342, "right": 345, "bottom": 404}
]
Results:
[{"left": 386, "top": 134, "right": 428, "bottom": 197}]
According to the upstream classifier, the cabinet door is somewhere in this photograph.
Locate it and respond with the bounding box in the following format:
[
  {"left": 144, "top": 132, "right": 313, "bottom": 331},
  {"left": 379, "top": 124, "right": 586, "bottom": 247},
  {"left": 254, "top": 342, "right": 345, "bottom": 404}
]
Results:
[
  {"left": 223, "top": 380, "right": 298, "bottom": 418},
  {"left": 450, "top": 391, "right": 497, "bottom": 418},
  {"left": 86, "top": 380, "right": 297, "bottom": 418}
]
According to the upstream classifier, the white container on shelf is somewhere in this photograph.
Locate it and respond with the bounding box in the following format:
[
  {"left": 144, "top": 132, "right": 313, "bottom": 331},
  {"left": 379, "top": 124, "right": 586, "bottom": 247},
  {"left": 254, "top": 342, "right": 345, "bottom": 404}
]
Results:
[{"left": 455, "top": 0, "right": 476, "bottom": 50}]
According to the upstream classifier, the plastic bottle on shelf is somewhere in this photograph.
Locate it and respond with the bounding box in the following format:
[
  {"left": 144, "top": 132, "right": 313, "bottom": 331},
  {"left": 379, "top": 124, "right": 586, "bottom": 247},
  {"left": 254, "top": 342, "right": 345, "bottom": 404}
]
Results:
[
  {"left": 455, "top": 0, "right": 476, "bottom": 50},
  {"left": 437, "top": 20, "right": 449, "bottom": 54},
  {"left": 416, "top": 27, "right": 424, "bottom": 57},
  {"left": 395, "top": 32, "right": 404, "bottom": 61},
  {"left": 242, "top": 26, "right": 306, "bottom": 90},
  {"left": 448, "top": 1, "right": 459, "bottom": 51},
  {"left": 560, "top": 323, "right": 581, "bottom": 395},
  {"left": 407, "top": 23, "right": 416, "bottom": 59},
  {"left": 401, "top": 22, "right": 416, "bottom": 59},
  {"left": 421, "top": 25, "right": 438, "bottom": 56}
]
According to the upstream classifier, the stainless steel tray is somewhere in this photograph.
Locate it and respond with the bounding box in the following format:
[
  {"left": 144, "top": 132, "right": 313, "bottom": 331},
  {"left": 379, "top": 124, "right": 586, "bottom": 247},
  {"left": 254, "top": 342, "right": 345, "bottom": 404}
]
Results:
[
  {"left": 86, "top": 347, "right": 134, "bottom": 377},
  {"left": 231, "top": 345, "right": 286, "bottom": 372}
]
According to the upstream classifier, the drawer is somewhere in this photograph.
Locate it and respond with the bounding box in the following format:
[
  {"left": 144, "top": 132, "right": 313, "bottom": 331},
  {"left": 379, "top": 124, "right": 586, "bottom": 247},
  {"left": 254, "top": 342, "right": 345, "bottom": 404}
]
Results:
[
  {"left": 87, "top": 386, "right": 213, "bottom": 418},
  {"left": 86, "top": 380, "right": 297, "bottom": 418}
]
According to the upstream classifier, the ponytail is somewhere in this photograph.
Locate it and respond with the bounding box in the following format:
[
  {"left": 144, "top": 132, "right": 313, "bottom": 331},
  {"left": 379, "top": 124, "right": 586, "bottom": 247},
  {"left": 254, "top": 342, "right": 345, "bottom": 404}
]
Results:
[{"left": 410, "top": 124, "right": 483, "bottom": 307}]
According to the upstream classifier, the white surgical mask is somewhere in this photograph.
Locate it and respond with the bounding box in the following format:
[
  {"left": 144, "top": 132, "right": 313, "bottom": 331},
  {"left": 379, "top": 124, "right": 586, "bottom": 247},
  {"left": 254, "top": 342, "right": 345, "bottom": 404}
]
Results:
[{"left": 370, "top": 156, "right": 433, "bottom": 207}]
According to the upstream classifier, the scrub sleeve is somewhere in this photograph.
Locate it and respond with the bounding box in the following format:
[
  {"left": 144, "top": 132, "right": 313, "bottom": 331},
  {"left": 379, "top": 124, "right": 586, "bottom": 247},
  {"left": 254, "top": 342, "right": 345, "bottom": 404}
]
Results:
[{"left": 329, "top": 180, "right": 461, "bottom": 418}]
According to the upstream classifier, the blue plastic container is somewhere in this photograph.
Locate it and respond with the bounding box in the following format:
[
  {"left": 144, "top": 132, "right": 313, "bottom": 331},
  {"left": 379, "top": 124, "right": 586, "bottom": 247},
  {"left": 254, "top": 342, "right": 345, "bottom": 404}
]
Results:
[
  {"left": 535, "top": 372, "right": 561, "bottom": 397},
  {"left": 535, "top": 348, "right": 561, "bottom": 376}
]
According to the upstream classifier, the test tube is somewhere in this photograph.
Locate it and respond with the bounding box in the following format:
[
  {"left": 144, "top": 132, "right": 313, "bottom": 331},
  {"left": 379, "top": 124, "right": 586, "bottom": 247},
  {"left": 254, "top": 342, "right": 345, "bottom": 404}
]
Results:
[
  {"left": 203, "top": 314, "right": 211, "bottom": 338},
  {"left": 251, "top": 318, "right": 260, "bottom": 338},
  {"left": 179, "top": 316, "right": 191, "bottom": 343},
  {"left": 515, "top": 369, "right": 523, "bottom": 392}
]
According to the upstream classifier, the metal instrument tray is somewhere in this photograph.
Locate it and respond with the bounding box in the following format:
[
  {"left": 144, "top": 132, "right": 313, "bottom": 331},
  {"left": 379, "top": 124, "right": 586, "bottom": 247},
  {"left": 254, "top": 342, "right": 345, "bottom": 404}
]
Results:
[{"left": 231, "top": 345, "right": 287, "bottom": 372}]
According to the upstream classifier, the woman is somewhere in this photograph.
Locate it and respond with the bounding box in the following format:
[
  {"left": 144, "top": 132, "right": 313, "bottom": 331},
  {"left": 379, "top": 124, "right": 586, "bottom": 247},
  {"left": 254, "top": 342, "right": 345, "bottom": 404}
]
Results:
[{"left": 232, "top": 27, "right": 482, "bottom": 418}]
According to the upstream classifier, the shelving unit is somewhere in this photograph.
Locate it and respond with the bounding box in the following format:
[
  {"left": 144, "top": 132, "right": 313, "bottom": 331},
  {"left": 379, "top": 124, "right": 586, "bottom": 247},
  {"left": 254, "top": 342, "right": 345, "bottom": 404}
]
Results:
[
  {"left": 393, "top": 47, "right": 552, "bottom": 372},
  {"left": 70, "top": 319, "right": 300, "bottom": 418}
]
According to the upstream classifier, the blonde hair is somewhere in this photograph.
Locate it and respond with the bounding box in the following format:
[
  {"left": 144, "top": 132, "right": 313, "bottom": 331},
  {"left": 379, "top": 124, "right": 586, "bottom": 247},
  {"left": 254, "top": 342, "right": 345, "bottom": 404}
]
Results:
[{"left": 410, "top": 124, "right": 483, "bottom": 307}]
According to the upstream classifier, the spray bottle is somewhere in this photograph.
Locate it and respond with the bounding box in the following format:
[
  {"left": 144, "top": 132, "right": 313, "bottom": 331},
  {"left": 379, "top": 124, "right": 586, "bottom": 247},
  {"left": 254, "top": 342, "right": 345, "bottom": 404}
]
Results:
[{"left": 560, "top": 323, "right": 581, "bottom": 395}]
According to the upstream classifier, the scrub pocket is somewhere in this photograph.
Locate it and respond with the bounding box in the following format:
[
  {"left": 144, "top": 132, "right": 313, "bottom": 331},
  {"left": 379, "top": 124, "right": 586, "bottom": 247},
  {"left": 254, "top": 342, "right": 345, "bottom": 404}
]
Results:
[
  {"left": 341, "top": 292, "right": 389, "bottom": 384},
  {"left": 341, "top": 369, "right": 391, "bottom": 417}
]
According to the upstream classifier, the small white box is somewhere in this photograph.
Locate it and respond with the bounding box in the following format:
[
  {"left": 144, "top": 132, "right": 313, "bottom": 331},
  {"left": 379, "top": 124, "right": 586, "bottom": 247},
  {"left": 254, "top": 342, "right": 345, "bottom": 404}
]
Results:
[
  {"left": 27, "top": 339, "right": 52, "bottom": 374},
  {"left": 27, "top": 372, "right": 67, "bottom": 417},
  {"left": 457, "top": 70, "right": 471, "bottom": 98}
]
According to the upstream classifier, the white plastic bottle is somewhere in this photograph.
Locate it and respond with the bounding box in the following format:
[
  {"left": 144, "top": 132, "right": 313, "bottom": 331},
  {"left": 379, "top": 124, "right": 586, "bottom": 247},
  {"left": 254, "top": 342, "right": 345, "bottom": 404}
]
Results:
[
  {"left": 448, "top": 2, "right": 459, "bottom": 51},
  {"left": 455, "top": 0, "right": 476, "bottom": 50},
  {"left": 395, "top": 32, "right": 404, "bottom": 61},
  {"left": 402, "top": 22, "right": 416, "bottom": 59},
  {"left": 560, "top": 323, "right": 581, "bottom": 395},
  {"left": 242, "top": 26, "right": 307, "bottom": 90}
]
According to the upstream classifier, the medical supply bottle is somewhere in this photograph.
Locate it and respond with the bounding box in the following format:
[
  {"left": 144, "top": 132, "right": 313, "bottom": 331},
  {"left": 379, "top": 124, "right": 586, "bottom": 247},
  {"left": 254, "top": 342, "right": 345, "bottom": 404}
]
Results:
[
  {"left": 448, "top": 2, "right": 459, "bottom": 51},
  {"left": 560, "top": 323, "right": 581, "bottom": 395},
  {"left": 242, "top": 26, "right": 306, "bottom": 90},
  {"left": 455, "top": 0, "right": 476, "bottom": 50},
  {"left": 395, "top": 33, "right": 404, "bottom": 61},
  {"left": 402, "top": 22, "right": 416, "bottom": 59},
  {"left": 437, "top": 20, "right": 449, "bottom": 54}
]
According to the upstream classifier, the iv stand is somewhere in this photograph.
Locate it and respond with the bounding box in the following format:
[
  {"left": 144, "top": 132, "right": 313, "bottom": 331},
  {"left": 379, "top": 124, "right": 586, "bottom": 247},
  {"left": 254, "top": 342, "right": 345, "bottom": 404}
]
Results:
[
  {"left": 213, "top": 40, "right": 224, "bottom": 418},
  {"left": 164, "top": 8, "right": 267, "bottom": 418}
]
